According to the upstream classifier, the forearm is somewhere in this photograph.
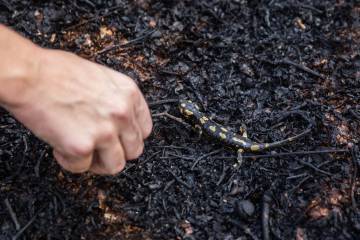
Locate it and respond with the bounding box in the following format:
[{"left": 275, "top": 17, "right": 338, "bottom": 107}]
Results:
[{"left": 0, "top": 24, "right": 40, "bottom": 108}]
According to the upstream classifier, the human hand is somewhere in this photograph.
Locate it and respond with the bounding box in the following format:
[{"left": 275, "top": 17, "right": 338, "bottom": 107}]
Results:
[{"left": 7, "top": 49, "right": 152, "bottom": 175}]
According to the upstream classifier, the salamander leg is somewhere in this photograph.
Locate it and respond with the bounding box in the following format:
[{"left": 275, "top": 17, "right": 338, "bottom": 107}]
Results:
[
  {"left": 239, "top": 124, "right": 248, "bottom": 138},
  {"left": 194, "top": 124, "right": 203, "bottom": 141},
  {"left": 236, "top": 148, "right": 244, "bottom": 167}
]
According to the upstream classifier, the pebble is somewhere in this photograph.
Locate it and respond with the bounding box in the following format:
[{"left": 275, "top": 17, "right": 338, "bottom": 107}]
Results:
[{"left": 236, "top": 200, "right": 255, "bottom": 219}]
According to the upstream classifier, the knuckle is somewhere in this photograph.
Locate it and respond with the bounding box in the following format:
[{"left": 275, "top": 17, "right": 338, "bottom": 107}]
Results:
[
  {"left": 66, "top": 140, "right": 94, "bottom": 157},
  {"left": 128, "top": 85, "right": 139, "bottom": 98},
  {"left": 112, "top": 105, "right": 131, "bottom": 121},
  {"left": 54, "top": 150, "right": 91, "bottom": 173},
  {"left": 98, "top": 124, "right": 116, "bottom": 141}
]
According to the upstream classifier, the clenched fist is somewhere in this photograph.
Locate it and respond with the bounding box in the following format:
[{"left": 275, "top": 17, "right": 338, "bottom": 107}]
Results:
[{"left": 0, "top": 25, "right": 152, "bottom": 175}]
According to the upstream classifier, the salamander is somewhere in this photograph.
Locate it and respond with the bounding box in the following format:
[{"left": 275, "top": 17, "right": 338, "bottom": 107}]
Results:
[{"left": 178, "top": 99, "right": 311, "bottom": 153}]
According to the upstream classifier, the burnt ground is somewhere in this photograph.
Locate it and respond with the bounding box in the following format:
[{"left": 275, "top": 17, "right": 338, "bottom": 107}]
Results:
[{"left": 1, "top": 0, "right": 360, "bottom": 239}]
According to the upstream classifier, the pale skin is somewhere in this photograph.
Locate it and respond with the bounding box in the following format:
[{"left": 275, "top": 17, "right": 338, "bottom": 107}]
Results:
[{"left": 0, "top": 25, "right": 152, "bottom": 175}]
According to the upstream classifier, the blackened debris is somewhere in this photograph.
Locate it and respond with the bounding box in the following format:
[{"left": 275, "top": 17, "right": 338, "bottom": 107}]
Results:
[{"left": 1, "top": 0, "right": 360, "bottom": 239}]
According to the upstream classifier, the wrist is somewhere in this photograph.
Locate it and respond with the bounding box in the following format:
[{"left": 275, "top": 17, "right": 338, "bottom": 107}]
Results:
[{"left": 0, "top": 27, "right": 42, "bottom": 109}]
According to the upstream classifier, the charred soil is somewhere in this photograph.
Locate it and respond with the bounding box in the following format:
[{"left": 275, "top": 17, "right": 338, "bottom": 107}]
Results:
[{"left": 1, "top": 1, "right": 360, "bottom": 239}]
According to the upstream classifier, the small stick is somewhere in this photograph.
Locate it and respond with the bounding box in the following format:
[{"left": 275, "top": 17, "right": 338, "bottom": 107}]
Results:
[
  {"left": 159, "top": 70, "right": 184, "bottom": 76},
  {"left": 81, "top": 0, "right": 96, "bottom": 8},
  {"left": 289, "top": 175, "right": 312, "bottom": 194},
  {"left": 4, "top": 199, "right": 20, "bottom": 230},
  {"left": 169, "top": 170, "right": 192, "bottom": 189},
  {"left": 12, "top": 205, "right": 46, "bottom": 240},
  {"left": 148, "top": 99, "right": 179, "bottom": 108},
  {"left": 350, "top": 147, "right": 359, "bottom": 209},
  {"left": 152, "top": 112, "right": 192, "bottom": 129},
  {"left": 241, "top": 149, "right": 349, "bottom": 159},
  {"left": 65, "top": 5, "right": 123, "bottom": 30},
  {"left": 229, "top": 219, "right": 260, "bottom": 240},
  {"left": 262, "top": 193, "right": 271, "bottom": 240},
  {"left": 96, "top": 29, "right": 156, "bottom": 55},
  {"left": 286, "top": 173, "right": 308, "bottom": 180},
  {"left": 152, "top": 145, "right": 190, "bottom": 150},
  {"left": 299, "top": 4, "right": 323, "bottom": 14},
  {"left": 349, "top": 109, "right": 360, "bottom": 121},
  {"left": 280, "top": 58, "right": 325, "bottom": 79},
  {"left": 163, "top": 152, "right": 196, "bottom": 161},
  {"left": 0, "top": 0, "right": 13, "bottom": 11},
  {"left": 216, "top": 165, "right": 229, "bottom": 186},
  {"left": 298, "top": 159, "right": 332, "bottom": 176}
]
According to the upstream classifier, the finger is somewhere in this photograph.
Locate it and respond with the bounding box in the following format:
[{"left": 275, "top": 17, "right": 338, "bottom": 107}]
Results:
[
  {"left": 135, "top": 94, "right": 153, "bottom": 139},
  {"left": 89, "top": 136, "right": 126, "bottom": 175},
  {"left": 107, "top": 69, "right": 152, "bottom": 139},
  {"left": 53, "top": 149, "right": 93, "bottom": 173},
  {"left": 116, "top": 108, "right": 144, "bottom": 160}
]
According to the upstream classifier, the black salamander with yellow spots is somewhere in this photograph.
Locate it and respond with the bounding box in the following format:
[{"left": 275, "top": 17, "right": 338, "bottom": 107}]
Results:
[{"left": 179, "top": 99, "right": 312, "bottom": 153}]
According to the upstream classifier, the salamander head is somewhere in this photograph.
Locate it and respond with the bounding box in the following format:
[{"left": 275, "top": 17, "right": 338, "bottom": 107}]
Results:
[{"left": 178, "top": 99, "right": 201, "bottom": 119}]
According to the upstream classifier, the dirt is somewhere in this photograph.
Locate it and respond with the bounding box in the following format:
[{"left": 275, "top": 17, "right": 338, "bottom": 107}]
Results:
[{"left": 1, "top": 0, "right": 360, "bottom": 239}]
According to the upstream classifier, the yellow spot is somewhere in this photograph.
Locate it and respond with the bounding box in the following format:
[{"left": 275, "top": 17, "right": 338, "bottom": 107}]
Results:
[
  {"left": 184, "top": 109, "right": 194, "bottom": 116},
  {"left": 199, "top": 116, "right": 209, "bottom": 124},
  {"left": 221, "top": 127, "right": 228, "bottom": 132},
  {"left": 265, "top": 143, "right": 270, "bottom": 149},
  {"left": 232, "top": 137, "right": 247, "bottom": 145},
  {"left": 250, "top": 145, "right": 260, "bottom": 151},
  {"left": 209, "top": 125, "right": 217, "bottom": 132},
  {"left": 237, "top": 149, "right": 244, "bottom": 153},
  {"left": 219, "top": 132, "right": 227, "bottom": 139}
]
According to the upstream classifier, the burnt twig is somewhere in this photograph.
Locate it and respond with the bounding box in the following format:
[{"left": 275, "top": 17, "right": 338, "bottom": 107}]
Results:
[
  {"left": 148, "top": 99, "right": 179, "bottom": 108},
  {"left": 286, "top": 173, "right": 308, "bottom": 180},
  {"left": 349, "top": 109, "right": 360, "bottom": 121},
  {"left": 163, "top": 152, "right": 196, "bottom": 161},
  {"left": 0, "top": 0, "right": 13, "bottom": 11},
  {"left": 65, "top": 5, "right": 124, "bottom": 30},
  {"left": 299, "top": 4, "right": 323, "bottom": 14},
  {"left": 242, "top": 149, "right": 349, "bottom": 159},
  {"left": 298, "top": 158, "right": 333, "bottom": 176},
  {"left": 4, "top": 198, "right": 20, "bottom": 230},
  {"left": 216, "top": 163, "right": 229, "bottom": 186},
  {"left": 289, "top": 175, "right": 312, "bottom": 194},
  {"left": 169, "top": 171, "right": 192, "bottom": 189},
  {"left": 229, "top": 219, "right": 260, "bottom": 240},
  {"left": 12, "top": 205, "right": 47, "bottom": 240},
  {"left": 280, "top": 58, "right": 325, "bottom": 79},
  {"left": 80, "top": 0, "right": 96, "bottom": 8},
  {"left": 262, "top": 192, "right": 271, "bottom": 240},
  {"left": 152, "top": 111, "right": 192, "bottom": 129},
  {"left": 96, "top": 29, "right": 156, "bottom": 55},
  {"left": 350, "top": 146, "right": 359, "bottom": 209}
]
